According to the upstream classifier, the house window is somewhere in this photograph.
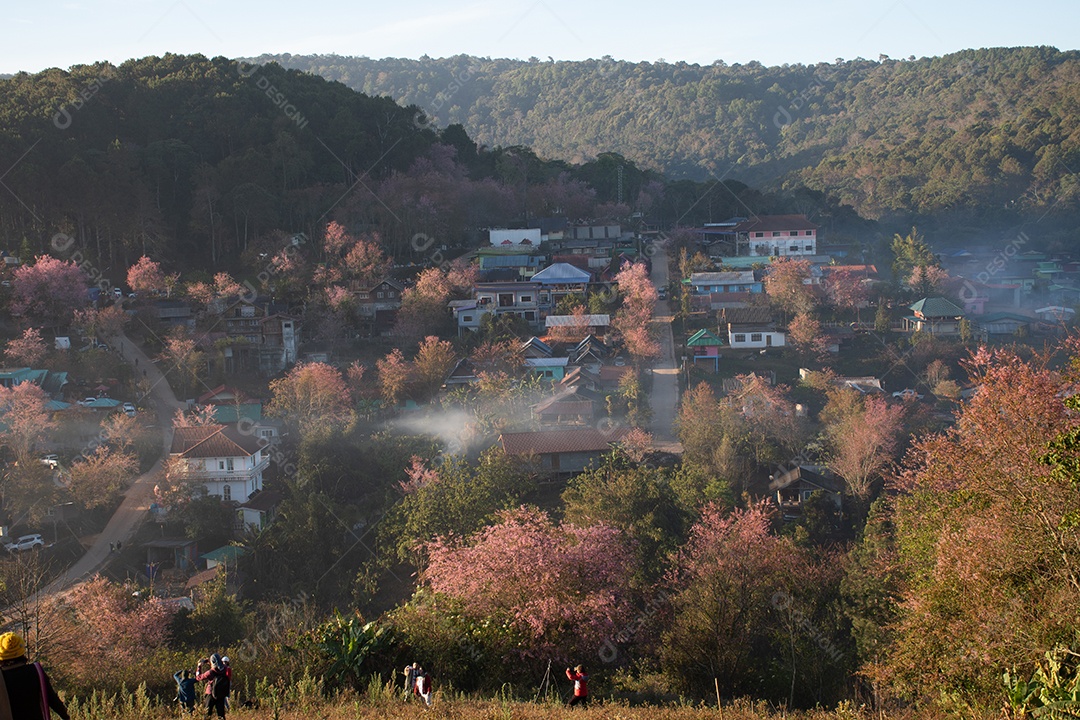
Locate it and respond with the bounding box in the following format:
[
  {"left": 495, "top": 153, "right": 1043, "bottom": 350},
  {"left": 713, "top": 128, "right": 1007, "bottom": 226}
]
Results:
[
  {"left": 388, "top": 291, "right": 396, "bottom": 298},
  {"left": 772, "top": 231, "right": 782, "bottom": 237},
  {"left": 805, "top": 230, "right": 813, "bottom": 236},
  {"left": 377, "top": 291, "right": 385, "bottom": 299},
  {"left": 241, "top": 305, "right": 255, "bottom": 318},
  {"left": 525, "top": 311, "right": 536, "bottom": 321},
  {"left": 790, "top": 231, "right": 799, "bottom": 236},
  {"left": 790, "top": 246, "right": 798, "bottom": 253},
  {"left": 540, "top": 294, "right": 550, "bottom": 304},
  {"left": 754, "top": 232, "right": 764, "bottom": 238},
  {"left": 520, "top": 295, "right": 533, "bottom": 303},
  {"left": 734, "top": 334, "right": 746, "bottom": 343},
  {"left": 805, "top": 245, "right": 813, "bottom": 251},
  {"left": 358, "top": 292, "right": 370, "bottom": 299},
  {"left": 462, "top": 315, "right": 473, "bottom": 323},
  {"left": 801, "top": 490, "right": 813, "bottom": 501},
  {"left": 751, "top": 333, "right": 763, "bottom": 343},
  {"left": 223, "top": 485, "right": 232, "bottom": 501}
]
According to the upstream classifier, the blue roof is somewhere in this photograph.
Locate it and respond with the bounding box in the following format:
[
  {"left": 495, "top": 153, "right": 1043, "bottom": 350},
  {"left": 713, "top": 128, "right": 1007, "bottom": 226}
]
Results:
[{"left": 532, "top": 263, "right": 592, "bottom": 284}]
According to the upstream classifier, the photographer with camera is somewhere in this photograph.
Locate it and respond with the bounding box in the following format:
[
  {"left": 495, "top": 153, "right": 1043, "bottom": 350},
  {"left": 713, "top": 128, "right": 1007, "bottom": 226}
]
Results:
[{"left": 195, "top": 654, "right": 229, "bottom": 719}]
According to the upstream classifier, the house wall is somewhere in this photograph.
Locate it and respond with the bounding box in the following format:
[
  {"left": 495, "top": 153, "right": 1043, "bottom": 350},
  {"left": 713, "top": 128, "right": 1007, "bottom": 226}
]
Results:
[
  {"left": 745, "top": 230, "right": 817, "bottom": 257},
  {"left": 728, "top": 329, "right": 786, "bottom": 348}
]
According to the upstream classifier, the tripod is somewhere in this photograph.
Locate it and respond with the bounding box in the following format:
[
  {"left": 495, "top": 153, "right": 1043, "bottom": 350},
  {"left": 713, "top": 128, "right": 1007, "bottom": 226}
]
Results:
[{"left": 534, "top": 659, "right": 563, "bottom": 704}]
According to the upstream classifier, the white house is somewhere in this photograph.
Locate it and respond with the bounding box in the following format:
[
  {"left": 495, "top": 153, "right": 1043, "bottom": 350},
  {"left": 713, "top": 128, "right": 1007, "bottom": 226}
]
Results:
[
  {"left": 698, "top": 215, "right": 819, "bottom": 258},
  {"left": 170, "top": 424, "right": 268, "bottom": 502},
  {"left": 727, "top": 324, "right": 786, "bottom": 349}
]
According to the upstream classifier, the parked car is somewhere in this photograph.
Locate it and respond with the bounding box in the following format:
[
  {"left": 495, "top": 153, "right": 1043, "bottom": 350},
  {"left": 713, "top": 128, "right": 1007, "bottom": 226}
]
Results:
[
  {"left": 39, "top": 454, "right": 59, "bottom": 469},
  {"left": 78, "top": 397, "right": 97, "bottom": 406},
  {"left": 892, "top": 389, "right": 925, "bottom": 400},
  {"left": 4, "top": 534, "right": 44, "bottom": 552},
  {"left": 657, "top": 287, "right": 668, "bottom": 300},
  {"left": 122, "top": 402, "right": 136, "bottom": 416}
]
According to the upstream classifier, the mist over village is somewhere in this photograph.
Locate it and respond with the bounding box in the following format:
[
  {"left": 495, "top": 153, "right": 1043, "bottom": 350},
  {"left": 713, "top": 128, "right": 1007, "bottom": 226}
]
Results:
[{"left": 0, "top": 2, "right": 1078, "bottom": 718}]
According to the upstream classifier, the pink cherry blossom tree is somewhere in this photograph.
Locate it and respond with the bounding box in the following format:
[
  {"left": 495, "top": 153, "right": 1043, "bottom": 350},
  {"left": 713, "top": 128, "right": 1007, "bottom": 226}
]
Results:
[
  {"left": 11, "top": 255, "right": 89, "bottom": 327},
  {"left": 423, "top": 506, "right": 638, "bottom": 666}
]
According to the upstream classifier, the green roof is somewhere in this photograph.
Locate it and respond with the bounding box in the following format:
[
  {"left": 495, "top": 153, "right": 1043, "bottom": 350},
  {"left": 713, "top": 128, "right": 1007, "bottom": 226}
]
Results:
[
  {"left": 687, "top": 329, "right": 724, "bottom": 347},
  {"left": 909, "top": 297, "right": 965, "bottom": 318},
  {"left": 200, "top": 545, "right": 247, "bottom": 564},
  {"left": 211, "top": 403, "right": 263, "bottom": 424}
]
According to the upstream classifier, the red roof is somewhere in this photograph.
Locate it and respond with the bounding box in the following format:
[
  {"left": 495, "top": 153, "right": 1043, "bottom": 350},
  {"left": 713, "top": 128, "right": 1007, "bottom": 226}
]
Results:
[
  {"left": 171, "top": 424, "right": 264, "bottom": 458},
  {"left": 500, "top": 427, "right": 631, "bottom": 455},
  {"left": 730, "top": 215, "right": 818, "bottom": 233},
  {"left": 196, "top": 385, "right": 252, "bottom": 405}
]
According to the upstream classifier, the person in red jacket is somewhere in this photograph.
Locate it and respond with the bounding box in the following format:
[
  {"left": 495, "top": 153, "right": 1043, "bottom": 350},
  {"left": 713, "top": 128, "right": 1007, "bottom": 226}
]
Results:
[{"left": 565, "top": 664, "right": 589, "bottom": 707}]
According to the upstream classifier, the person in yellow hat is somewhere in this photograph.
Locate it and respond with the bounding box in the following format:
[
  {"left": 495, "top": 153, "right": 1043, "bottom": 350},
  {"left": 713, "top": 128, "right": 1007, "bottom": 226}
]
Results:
[{"left": 0, "top": 631, "right": 69, "bottom": 719}]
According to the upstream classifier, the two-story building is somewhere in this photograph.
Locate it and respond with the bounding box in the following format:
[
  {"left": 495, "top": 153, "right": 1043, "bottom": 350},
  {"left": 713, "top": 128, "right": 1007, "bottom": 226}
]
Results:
[
  {"left": 213, "top": 297, "right": 299, "bottom": 374},
  {"left": 170, "top": 424, "right": 268, "bottom": 503},
  {"left": 697, "top": 215, "right": 819, "bottom": 258},
  {"left": 687, "top": 271, "right": 763, "bottom": 310},
  {"left": 530, "top": 263, "right": 592, "bottom": 310}
]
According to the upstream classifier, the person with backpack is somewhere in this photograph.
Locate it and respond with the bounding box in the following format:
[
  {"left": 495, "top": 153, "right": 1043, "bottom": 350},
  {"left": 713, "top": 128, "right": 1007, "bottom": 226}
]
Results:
[
  {"left": 403, "top": 663, "right": 417, "bottom": 701},
  {"left": 415, "top": 666, "right": 433, "bottom": 707},
  {"left": 0, "top": 631, "right": 69, "bottom": 719},
  {"left": 195, "top": 654, "right": 229, "bottom": 718},
  {"left": 565, "top": 665, "right": 589, "bottom": 707},
  {"left": 174, "top": 669, "right": 197, "bottom": 714},
  {"left": 221, "top": 657, "right": 233, "bottom": 710}
]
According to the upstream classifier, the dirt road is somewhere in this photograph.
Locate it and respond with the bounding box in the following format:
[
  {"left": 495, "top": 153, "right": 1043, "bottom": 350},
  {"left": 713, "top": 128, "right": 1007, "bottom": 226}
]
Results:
[
  {"left": 647, "top": 246, "right": 683, "bottom": 451},
  {"left": 43, "top": 332, "right": 182, "bottom": 594}
]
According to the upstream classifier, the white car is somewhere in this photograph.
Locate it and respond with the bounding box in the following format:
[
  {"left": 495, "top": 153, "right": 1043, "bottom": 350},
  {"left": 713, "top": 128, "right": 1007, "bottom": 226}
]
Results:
[
  {"left": 4, "top": 534, "right": 44, "bottom": 552},
  {"left": 123, "top": 402, "right": 136, "bottom": 416},
  {"left": 40, "top": 454, "right": 59, "bottom": 469},
  {"left": 892, "top": 389, "right": 924, "bottom": 400}
]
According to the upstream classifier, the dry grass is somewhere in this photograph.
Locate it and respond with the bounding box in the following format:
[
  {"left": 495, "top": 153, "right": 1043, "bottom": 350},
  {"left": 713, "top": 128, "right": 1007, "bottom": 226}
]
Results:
[{"left": 59, "top": 685, "right": 957, "bottom": 720}]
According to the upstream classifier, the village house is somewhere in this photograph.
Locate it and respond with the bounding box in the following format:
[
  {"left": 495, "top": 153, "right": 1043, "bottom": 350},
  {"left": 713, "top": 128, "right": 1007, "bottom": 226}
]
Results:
[
  {"left": 687, "top": 271, "right": 762, "bottom": 310},
  {"left": 545, "top": 313, "right": 610, "bottom": 338},
  {"left": 904, "top": 297, "right": 967, "bottom": 336},
  {"left": 696, "top": 215, "right": 819, "bottom": 259},
  {"left": 353, "top": 278, "right": 404, "bottom": 316},
  {"left": 212, "top": 297, "right": 299, "bottom": 374},
  {"left": 720, "top": 307, "right": 786, "bottom": 350},
  {"left": 499, "top": 426, "right": 631, "bottom": 474},
  {"left": 769, "top": 465, "right": 844, "bottom": 520},
  {"left": 170, "top": 424, "right": 268, "bottom": 503},
  {"left": 686, "top": 329, "right": 724, "bottom": 371},
  {"left": 530, "top": 263, "right": 593, "bottom": 311}
]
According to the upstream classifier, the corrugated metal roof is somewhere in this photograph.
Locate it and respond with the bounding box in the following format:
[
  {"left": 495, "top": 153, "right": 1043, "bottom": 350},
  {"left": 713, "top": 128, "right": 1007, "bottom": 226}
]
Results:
[
  {"left": 500, "top": 427, "right": 631, "bottom": 455},
  {"left": 545, "top": 314, "right": 610, "bottom": 327}
]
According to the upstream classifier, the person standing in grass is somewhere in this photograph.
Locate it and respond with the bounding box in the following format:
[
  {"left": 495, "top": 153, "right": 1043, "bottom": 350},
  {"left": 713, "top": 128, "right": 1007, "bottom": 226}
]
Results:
[
  {"left": 565, "top": 665, "right": 589, "bottom": 707},
  {"left": 174, "top": 669, "right": 197, "bottom": 714},
  {"left": 0, "top": 632, "right": 69, "bottom": 720}
]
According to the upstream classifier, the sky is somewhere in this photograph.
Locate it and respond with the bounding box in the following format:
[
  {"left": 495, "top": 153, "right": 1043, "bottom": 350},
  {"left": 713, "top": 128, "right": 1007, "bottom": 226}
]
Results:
[{"left": 1, "top": 0, "right": 1078, "bottom": 74}]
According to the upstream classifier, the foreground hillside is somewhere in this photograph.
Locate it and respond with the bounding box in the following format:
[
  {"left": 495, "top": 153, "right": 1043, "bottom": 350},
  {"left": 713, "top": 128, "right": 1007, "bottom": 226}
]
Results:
[
  {"left": 65, "top": 691, "right": 943, "bottom": 720},
  {"left": 257, "top": 48, "right": 1080, "bottom": 220}
]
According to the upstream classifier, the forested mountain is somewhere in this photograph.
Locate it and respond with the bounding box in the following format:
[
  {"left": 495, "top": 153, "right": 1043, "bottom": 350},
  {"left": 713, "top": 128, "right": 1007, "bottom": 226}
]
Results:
[
  {"left": 0, "top": 54, "right": 877, "bottom": 274},
  {"left": 253, "top": 48, "right": 1080, "bottom": 222},
  {"left": 0, "top": 54, "right": 444, "bottom": 272}
]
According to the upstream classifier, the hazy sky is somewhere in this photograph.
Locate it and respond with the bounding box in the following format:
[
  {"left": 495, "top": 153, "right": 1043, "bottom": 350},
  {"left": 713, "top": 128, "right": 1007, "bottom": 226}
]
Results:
[{"left": 2, "top": 0, "right": 1077, "bottom": 74}]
